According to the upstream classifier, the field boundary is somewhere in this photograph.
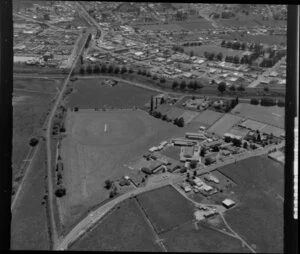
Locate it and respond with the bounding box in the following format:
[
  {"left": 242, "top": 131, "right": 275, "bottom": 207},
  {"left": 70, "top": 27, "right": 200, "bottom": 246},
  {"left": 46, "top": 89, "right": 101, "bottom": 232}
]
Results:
[{"left": 135, "top": 197, "right": 167, "bottom": 252}]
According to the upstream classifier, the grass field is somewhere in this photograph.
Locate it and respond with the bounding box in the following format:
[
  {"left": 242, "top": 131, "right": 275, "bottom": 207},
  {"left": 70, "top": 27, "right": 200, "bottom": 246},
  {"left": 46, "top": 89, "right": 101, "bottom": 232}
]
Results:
[
  {"left": 136, "top": 185, "right": 195, "bottom": 234},
  {"left": 161, "top": 146, "right": 181, "bottom": 161},
  {"left": 11, "top": 142, "right": 49, "bottom": 250},
  {"left": 166, "top": 106, "right": 186, "bottom": 120},
  {"left": 136, "top": 23, "right": 183, "bottom": 31},
  {"left": 219, "top": 32, "right": 286, "bottom": 46},
  {"left": 70, "top": 198, "right": 161, "bottom": 251},
  {"left": 161, "top": 220, "right": 249, "bottom": 253},
  {"left": 59, "top": 109, "right": 196, "bottom": 230},
  {"left": 178, "top": 110, "right": 200, "bottom": 124},
  {"left": 183, "top": 45, "right": 245, "bottom": 58},
  {"left": 178, "top": 20, "right": 214, "bottom": 30},
  {"left": 68, "top": 79, "right": 158, "bottom": 109},
  {"left": 207, "top": 113, "right": 243, "bottom": 136},
  {"left": 192, "top": 109, "right": 224, "bottom": 128},
  {"left": 231, "top": 103, "right": 284, "bottom": 129},
  {"left": 13, "top": 78, "right": 61, "bottom": 176},
  {"left": 218, "top": 155, "right": 284, "bottom": 253}
]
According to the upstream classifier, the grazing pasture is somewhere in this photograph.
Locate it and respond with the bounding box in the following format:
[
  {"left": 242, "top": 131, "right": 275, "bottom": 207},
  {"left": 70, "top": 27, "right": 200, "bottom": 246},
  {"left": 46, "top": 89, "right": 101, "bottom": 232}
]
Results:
[
  {"left": 184, "top": 45, "right": 245, "bottom": 58},
  {"left": 70, "top": 198, "right": 161, "bottom": 251},
  {"left": 207, "top": 114, "right": 243, "bottom": 136},
  {"left": 178, "top": 20, "right": 214, "bottom": 30},
  {"left": 161, "top": 220, "right": 249, "bottom": 253},
  {"left": 11, "top": 144, "right": 49, "bottom": 250},
  {"left": 192, "top": 109, "right": 224, "bottom": 128},
  {"left": 231, "top": 103, "right": 284, "bottom": 128},
  {"left": 68, "top": 79, "right": 158, "bottom": 109},
  {"left": 218, "top": 155, "right": 284, "bottom": 253},
  {"left": 136, "top": 185, "right": 195, "bottom": 234},
  {"left": 13, "top": 78, "right": 61, "bottom": 176}
]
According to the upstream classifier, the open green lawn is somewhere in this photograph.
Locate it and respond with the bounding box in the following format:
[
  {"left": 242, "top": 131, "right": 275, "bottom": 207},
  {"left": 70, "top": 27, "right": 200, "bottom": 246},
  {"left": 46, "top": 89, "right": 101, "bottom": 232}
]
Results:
[
  {"left": 184, "top": 45, "right": 245, "bottom": 58},
  {"left": 218, "top": 155, "right": 284, "bottom": 253},
  {"left": 68, "top": 78, "right": 158, "bottom": 109},
  {"left": 231, "top": 103, "right": 284, "bottom": 129},
  {"left": 70, "top": 198, "right": 161, "bottom": 251},
  {"left": 219, "top": 32, "right": 286, "bottom": 46},
  {"left": 11, "top": 143, "right": 49, "bottom": 250},
  {"left": 161, "top": 220, "right": 249, "bottom": 253},
  {"left": 136, "top": 185, "right": 195, "bottom": 234},
  {"left": 178, "top": 20, "right": 214, "bottom": 30}
]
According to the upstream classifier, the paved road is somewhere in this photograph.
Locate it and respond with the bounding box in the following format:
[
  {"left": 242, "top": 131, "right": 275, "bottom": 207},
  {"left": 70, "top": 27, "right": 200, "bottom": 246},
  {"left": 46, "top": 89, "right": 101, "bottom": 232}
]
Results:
[
  {"left": 56, "top": 141, "right": 284, "bottom": 250},
  {"left": 56, "top": 179, "right": 180, "bottom": 250},
  {"left": 75, "top": 2, "right": 105, "bottom": 42},
  {"left": 45, "top": 31, "right": 89, "bottom": 250}
]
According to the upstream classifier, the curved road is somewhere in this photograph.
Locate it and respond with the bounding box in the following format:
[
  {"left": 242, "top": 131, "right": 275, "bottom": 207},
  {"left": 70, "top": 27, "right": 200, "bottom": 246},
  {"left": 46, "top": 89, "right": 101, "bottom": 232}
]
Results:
[{"left": 56, "top": 141, "right": 284, "bottom": 250}]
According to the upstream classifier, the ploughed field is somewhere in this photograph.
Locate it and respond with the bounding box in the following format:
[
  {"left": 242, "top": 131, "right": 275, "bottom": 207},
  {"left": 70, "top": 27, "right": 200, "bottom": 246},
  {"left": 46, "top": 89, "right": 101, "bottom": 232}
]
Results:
[
  {"left": 68, "top": 79, "right": 158, "bottom": 109},
  {"left": 218, "top": 155, "right": 284, "bottom": 253}
]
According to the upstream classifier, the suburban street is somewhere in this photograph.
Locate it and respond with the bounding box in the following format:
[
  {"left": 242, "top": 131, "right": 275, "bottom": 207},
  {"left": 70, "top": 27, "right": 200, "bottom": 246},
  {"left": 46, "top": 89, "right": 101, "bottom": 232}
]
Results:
[{"left": 247, "top": 56, "right": 286, "bottom": 88}]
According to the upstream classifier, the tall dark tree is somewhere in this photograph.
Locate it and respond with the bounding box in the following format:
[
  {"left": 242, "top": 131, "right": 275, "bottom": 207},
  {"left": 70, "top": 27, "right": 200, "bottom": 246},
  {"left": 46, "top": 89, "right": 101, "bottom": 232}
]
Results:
[
  {"left": 216, "top": 52, "right": 223, "bottom": 61},
  {"left": 172, "top": 80, "right": 179, "bottom": 89},
  {"left": 180, "top": 80, "right": 186, "bottom": 90},
  {"left": 218, "top": 82, "right": 226, "bottom": 94}
]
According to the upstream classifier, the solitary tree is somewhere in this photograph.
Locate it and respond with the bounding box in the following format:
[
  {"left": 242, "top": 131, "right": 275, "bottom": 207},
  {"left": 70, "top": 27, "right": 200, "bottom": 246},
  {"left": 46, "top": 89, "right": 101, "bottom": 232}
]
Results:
[
  {"left": 104, "top": 180, "right": 113, "bottom": 189},
  {"left": 218, "top": 82, "right": 227, "bottom": 94},
  {"left": 29, "top": 137, "right": 39, "bottom": 147},
  {"left": 176, "top": 117, "right": 185, "bottom": 127},
  {"left": 55, "top": 188, "right": 66, "bottom": 197}
]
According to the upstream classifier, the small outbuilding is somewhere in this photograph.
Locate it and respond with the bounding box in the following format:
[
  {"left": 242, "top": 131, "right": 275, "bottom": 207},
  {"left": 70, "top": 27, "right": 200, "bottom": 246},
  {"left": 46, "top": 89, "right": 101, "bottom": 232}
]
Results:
[{"left": 222, "top": 199, "right": 236, "bottom": 208}]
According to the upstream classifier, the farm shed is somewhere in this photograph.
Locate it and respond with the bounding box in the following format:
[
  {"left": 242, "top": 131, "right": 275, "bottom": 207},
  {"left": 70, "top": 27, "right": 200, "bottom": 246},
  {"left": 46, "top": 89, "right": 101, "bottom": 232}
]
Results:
[{"left": 222, "top": 199, "right": 236, "bottom": 208}]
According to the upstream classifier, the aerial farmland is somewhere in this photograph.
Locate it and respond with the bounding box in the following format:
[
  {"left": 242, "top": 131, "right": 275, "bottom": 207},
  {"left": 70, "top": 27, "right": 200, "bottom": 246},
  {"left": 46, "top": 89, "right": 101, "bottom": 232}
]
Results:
[{"left": 10, "top": 1, "right": 288, "bottom": 253}]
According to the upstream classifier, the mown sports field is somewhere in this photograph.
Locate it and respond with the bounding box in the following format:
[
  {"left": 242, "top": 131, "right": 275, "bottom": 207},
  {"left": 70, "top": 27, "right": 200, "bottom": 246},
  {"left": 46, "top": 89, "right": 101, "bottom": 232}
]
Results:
[{"left": 59, "top": 109, "right": 198, "bottom": 230}]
